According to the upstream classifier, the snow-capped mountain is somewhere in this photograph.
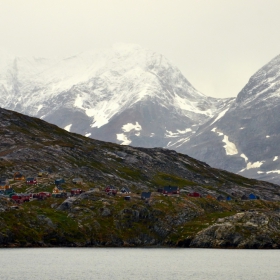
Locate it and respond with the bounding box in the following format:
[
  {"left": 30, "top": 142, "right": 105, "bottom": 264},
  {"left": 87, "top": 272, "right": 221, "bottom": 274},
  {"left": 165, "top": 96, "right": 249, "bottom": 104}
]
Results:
[
  {"left": 0, "top": 43, "right": 231, "bottom": 148},
  {"left": 4, "top": 43, "right": 280, "bottom": 184},
  {"left": 177, "top": 54, "right": 280, "bottom": 184}
]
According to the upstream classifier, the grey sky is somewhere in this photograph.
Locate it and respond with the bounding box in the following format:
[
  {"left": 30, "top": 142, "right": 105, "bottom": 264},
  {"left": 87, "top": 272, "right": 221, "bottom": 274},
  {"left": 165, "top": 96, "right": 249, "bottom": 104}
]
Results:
[{"left": 1, "top": 0, "right": 280, "bottom": 98}]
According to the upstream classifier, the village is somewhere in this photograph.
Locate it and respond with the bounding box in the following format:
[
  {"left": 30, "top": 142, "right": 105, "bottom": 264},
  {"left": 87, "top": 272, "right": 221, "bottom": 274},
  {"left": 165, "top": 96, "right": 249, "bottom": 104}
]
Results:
[{"left": 0, "top": 170, "right": 261, "bottom": 206}]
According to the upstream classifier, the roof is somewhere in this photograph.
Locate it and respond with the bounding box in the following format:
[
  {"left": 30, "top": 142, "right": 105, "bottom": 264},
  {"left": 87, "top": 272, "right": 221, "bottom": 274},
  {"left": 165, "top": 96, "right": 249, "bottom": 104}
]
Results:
[
  {"left": 121, "top": 187, "right": 130, "bottom": 191},
  {"left": 0, "top": 177, "right": 8, "bottom": 182},
  {"left": 163, "top": 186, "right": 178, "bottom": 192},
  {"left": 141, "top": 192, "right": 151, "bottom": 199},
  {"left": 107, "top": 185, "right": 117, "bottom": 189},
  {"left": 72, "top": 178, "right": 82, "bottom": 181}
]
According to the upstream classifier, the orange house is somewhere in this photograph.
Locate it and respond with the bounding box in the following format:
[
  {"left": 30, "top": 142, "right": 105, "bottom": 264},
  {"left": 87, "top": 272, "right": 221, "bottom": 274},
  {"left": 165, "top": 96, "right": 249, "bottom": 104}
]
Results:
[
  {"left": 14, "top": 172, "right": 25, "bottom": 181},
  {"left": 52, "top": 185, "right": 65, "bottom": 194}
]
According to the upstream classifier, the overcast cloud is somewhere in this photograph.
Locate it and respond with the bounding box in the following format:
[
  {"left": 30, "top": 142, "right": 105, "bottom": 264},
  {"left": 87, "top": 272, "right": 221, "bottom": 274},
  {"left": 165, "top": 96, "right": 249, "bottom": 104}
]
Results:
[{"left": 1, "top": 0, "right": 280, "bottom": 98}]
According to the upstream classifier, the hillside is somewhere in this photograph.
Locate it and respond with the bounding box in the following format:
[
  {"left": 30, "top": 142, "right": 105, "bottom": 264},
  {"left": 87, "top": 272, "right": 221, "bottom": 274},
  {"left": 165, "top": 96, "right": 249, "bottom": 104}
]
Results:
[{"left": 1, "top": 107, "right": 280, "bottom": 248}]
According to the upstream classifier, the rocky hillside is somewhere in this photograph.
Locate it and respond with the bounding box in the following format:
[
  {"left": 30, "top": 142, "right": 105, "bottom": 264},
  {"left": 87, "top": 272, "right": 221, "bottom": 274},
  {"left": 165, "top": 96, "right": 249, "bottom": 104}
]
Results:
[{"left": 1, "top": 107, "right": 280, "bottom": 248}]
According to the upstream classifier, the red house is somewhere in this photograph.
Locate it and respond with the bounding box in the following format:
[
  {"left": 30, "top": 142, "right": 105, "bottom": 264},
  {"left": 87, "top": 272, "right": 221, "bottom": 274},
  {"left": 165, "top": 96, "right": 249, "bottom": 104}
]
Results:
[
  {"left": 26, "top": 177, "right": 37, "bottom": 185},
  {"left": 71, "top": 188, "right": 84, "bottom": 196},
  {"left": 105, "top": 186, "right": 118, "bottom": 195},
  {"left": 11, "top": 194, "right": 30, "bottom": 203},
  {"left": 188, "top": 192, "right": 201, "bottom": 197},
  {"left": 39, "top": 192, "right": 51, "bottom": 198}
]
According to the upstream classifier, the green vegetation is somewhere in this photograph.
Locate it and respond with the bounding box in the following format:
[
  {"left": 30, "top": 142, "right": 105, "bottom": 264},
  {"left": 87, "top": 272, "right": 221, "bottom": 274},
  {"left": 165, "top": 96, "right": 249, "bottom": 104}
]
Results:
[{"left": 152, "top": 172, "right": 196, "bottom": 187}]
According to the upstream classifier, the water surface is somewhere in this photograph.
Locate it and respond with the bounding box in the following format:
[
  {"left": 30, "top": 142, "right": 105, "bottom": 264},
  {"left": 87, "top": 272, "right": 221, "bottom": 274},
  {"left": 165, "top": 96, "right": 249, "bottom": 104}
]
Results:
[{"left": 0, "top": 248, "right": 278, "bottom": 279}]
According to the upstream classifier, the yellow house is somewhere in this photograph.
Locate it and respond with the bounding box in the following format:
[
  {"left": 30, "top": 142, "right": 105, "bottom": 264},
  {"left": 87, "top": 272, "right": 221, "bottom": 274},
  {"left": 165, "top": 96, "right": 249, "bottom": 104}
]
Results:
[{"left": 52, "top": 185, "right": 65, "bottom": 194}]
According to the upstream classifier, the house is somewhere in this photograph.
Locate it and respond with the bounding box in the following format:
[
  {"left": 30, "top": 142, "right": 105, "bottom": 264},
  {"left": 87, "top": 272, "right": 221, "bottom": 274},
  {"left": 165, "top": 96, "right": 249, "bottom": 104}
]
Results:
[
  {"left": 4, "top": 188, "right": 15, "bottom": 197},
  {"left": 26, "top": 177, "right": 37, "bottom": 185},
  {"left": 162, "top": 186, "right": 180, "bottom": 195},
  {"left": 11, "top": 194, "right": 30, "bottom": 204},
  {"left": 52, "top": 192, "right": 67, "bottom": 198},
  {"left": 72, "top": 178, "right": 83, "bottom": 184},
  {"left": 217, "top": 195, "right": 225, "bottom": 201},
  {"left": 141, "top": 192, "right": 151, "bottom": 200},
  {"left": 206, "top": 194, "right": 214, "bottom": 199},
  {"left": 71, "top": 188, "right": 84, "bottom": 196},
  {"left": 0, "top": 177, "right": 9, "bottom": 185},
  {"left": 53, "top": 185, "right": 65, "bottom": 194},
  {"left": 32, "top": 192, "right": 47, "bottom": 200},
  {"left": 226, "top": 196, "right": 232, "bottom": 201},
  {"left": 39, "top": 192, "right": 51, "bottom": 198},
  {"left": 38, "top": 170, "right": 48, "bottom": 177},
  {"left": 188, "top": 192, "right": 201, "bottom": 198},
  {"left": 120, "top": 187, "right": 131, "bottom": 194},
  {"left": 157, "top": 188, "right": 163, "bottom": 193},
  {"left": 241, "top": 194, "right": 249, "bottom": 200},
  {"left": 249, "top": 193, "right": 257, "bottom": 200},
  {"left": 105, "top": 186, "right": 118, "bottom": 195},
  {"left": 0, "top": 179, "right": 10, "bottom": 190},
  {"left": 54, "top": 178, "right": 65, "bottom": 185},
  {"left": 124, "top": 196, "right": 131, "bottom": 201},
  {"left": 14, "top": 172, "right": 25, "bottom": 181}
]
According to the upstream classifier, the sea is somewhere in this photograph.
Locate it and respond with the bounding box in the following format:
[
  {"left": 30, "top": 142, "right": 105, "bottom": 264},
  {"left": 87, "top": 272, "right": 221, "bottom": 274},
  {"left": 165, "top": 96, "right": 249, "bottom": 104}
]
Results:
[{"left": 0, "top": 248, "right": 279, "bottom": 280}]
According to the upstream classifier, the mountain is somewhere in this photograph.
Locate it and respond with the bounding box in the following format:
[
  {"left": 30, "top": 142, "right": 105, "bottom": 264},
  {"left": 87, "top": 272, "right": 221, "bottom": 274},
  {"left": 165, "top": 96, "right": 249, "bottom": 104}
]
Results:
[
  {"left": 2, "top": 44, "right": 280, "bottom": 184},
  {"left": 1, "top": 107, "right": 280, "bottom": 248},
  {"left": 0, "top": 44, "right": 232, "bottom": 149},
  {"left": 177, "top": 54, "right": 280, "bottom": 184}
]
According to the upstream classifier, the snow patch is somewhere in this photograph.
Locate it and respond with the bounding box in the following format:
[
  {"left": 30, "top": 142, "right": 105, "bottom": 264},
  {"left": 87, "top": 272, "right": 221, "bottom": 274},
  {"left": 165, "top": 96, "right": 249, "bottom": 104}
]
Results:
[
  {"left": 240, "top": 153, "right": 248, "bottom": 162},
  {"left": 174, "top": 93, "right": 214, "bottom": 117},
  {"left": 267, "top": 170, "right": 280, "bottom": 174},
  {"left": 209, "top": 108, "right": 229, "bottom": 126},
  {"left": 74, "top": 94, "right": 84, "bottom": 109},
  {"left": 211, "top": 128, "right": 238, "bottom": 155},
  {"left": 64, "top": 124, "right": 72, "bottom": 132},
  {"left": 150, "top": 133, "right": 155, "bottom": 137},
  {"left": 165, "top": 128, "right": 192, "bottom": 138},
  {"left": 239, "top": 161, "right": 264, "bottom": 172},
  {"left": 122, "top": 122, "right": 142, "bottom": 132},
  {"left": 116, "top": 133, "right": 131, "bottom": 145},
  {"left": 240, "top": 127, "right": 245, "bottom": 130},
  {"left": 135, "top": 132, "right": 140, "bottom": 136},
  {"left": 273, "top": 156, "right": 278, "bottom": 161},
  {"left": 85, "top": 133, "right": 91, "bottom": 137},
  {"left": 246, "top": 161, "right": 263, "bottom": 169},
  {"left": 257, "top": 171, "right": 264, "bottom": 174},
  {"left": 37, "top": 105, "right": 43, "bottom": 112},
  {"left": 266, "top": 135, "right": 270, "bottom": 138},
  {"left": 222, "top": 135, "right": 238, "bottom": 155},
  {"left": 177, "top": 128, "right": 192, "bottom": 133}
]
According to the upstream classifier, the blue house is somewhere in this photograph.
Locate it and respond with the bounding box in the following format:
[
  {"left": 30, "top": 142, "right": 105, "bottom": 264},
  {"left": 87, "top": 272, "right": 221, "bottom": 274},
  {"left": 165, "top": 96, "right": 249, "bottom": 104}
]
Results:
[
  {"left": 226, "top": 196, "right": 232, "bottom": 201},
  {"left": 249, "top": 193, "right": 257, "bottom": 200},
  {"left": 55, "top": 178, "right": 65, "bottom": 185},
  {"left": 141, "top": 192, "right": 151, "bottom": 200}
]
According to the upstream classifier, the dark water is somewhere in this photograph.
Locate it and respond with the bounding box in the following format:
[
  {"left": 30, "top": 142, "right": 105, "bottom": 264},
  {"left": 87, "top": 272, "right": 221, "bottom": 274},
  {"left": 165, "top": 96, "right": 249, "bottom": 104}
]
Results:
[{"left": 0, "top": 248, "right": 279, "bottom": 279}]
